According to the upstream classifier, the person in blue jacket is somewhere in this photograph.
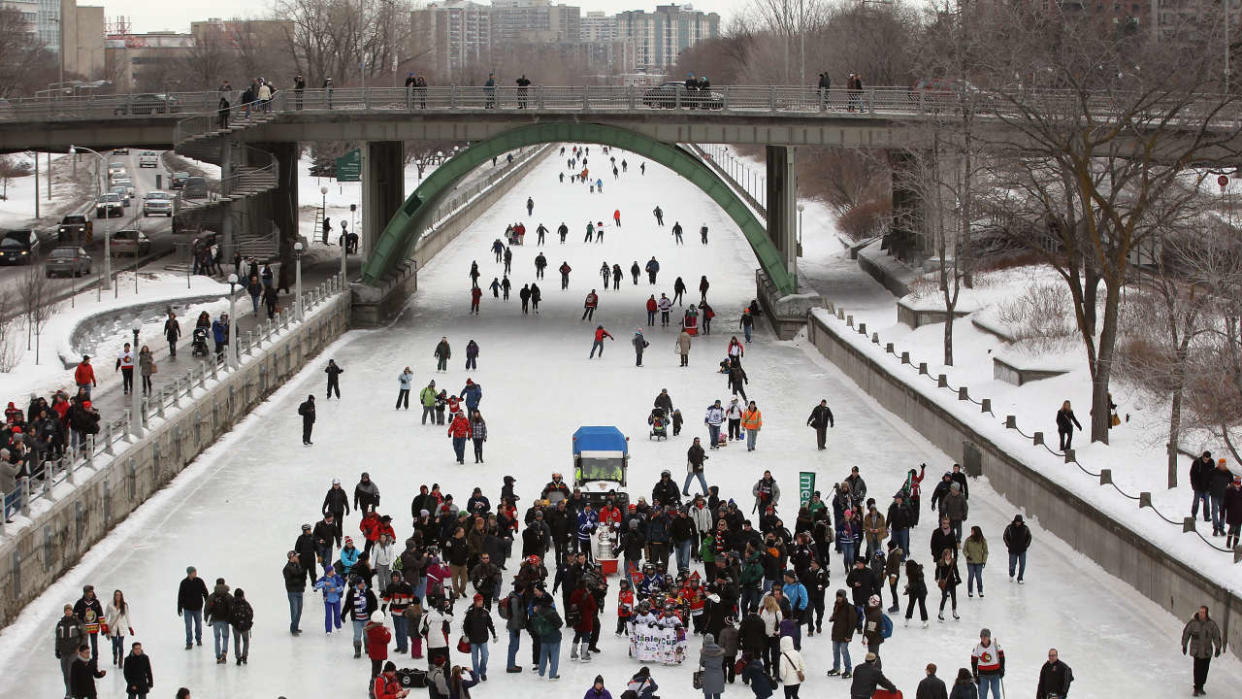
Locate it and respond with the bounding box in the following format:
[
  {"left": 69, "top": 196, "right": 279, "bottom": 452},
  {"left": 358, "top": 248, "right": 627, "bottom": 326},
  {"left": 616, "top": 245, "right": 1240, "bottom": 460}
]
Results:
[
  {"left": 210, "top": 314, "right": 229, "bottom": 362},
  {"left": 781, "top": 570, "right": 809, "bottom": 649},
  {"left": 313, "top": 566, "right": 345, "bottom": 634},
  {"left": 576, "top": 504, "right": 598, "bottom": 562},
  {"left": 461, "top": 379, "right": 483, "bottom": 412},
  {"left": 339, "top": 537, "right": 361, "bottom": 576},
  {"left": 465, "top": 340, "right": 480, "bottom": 370}
]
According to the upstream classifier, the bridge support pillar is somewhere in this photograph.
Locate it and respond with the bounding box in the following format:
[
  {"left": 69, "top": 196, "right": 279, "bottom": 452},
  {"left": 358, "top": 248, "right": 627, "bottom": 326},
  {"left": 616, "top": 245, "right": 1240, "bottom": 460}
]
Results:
[
  {"left": 765, "top": 145, "right": 798, "bottom": 288},
  {"left": 271, "top": 140, "right": 299, "bottom": 249},
  {"left": 886, "top": 150, "right": 925, "bottom": 263},
  {"left": 362, "top": 141, "right": 405, "bottom": 260},
  {"left": 219, "top": 139, "right": 234, "bottom": 263}
]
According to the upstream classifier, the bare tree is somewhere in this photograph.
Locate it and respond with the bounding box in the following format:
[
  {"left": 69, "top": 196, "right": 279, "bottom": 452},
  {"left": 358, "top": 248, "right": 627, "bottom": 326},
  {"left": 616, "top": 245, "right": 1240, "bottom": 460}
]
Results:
[
  {"left": 0, "top": 155, "right": 31, "bottom": 200},
  {"left": 20, "top": 263, "right": 52, "bottom": 363},
  {"left": 978, "top": 5, "right": 1241, "bottom": 444},
  {"left": 0, "top": 7, "right": 61, "bottom": 97},
  {"left": 278, "top": 0, "right": 413, "bottom": 86}
]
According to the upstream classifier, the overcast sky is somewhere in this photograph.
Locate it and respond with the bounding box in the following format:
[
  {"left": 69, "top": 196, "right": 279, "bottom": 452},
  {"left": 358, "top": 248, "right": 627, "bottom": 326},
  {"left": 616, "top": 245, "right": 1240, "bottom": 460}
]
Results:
[{"left": 98, "top": 0, "right": 743, "bottom": 34}]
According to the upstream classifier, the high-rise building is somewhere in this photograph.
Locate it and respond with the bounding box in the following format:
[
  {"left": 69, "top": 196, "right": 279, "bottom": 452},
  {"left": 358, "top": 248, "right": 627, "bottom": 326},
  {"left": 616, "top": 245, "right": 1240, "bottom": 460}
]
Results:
[
  {"left": 411, "top": 0, "right": 494, "bottom": 82},
  {"left": 580, "top": 10, "right": 615, "bottom": 42},
  {"left": 616, "top": 3, "right": 719, "bottom": 73},
  {"left": 490, "top": 0, "right": 580, "bottom": 43},
  {"left": 59, "top": 0, "right": 104, "bottom": 78}
]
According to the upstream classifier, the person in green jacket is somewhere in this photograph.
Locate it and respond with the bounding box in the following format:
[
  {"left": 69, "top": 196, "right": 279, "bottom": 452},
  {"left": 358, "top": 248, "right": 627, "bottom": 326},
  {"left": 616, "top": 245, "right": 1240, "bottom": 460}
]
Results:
[
  {"left": 530, "top": 602, "right": 563, "bottom": 679},
  {"left": 962, "top": 526, "right": 988, "bottom": 599},
  {"left": 739, "top": 547, "right": 764, "bottom": 616},
  {"left": 419, "top": 381, "right": 438, "bottom": 425}
]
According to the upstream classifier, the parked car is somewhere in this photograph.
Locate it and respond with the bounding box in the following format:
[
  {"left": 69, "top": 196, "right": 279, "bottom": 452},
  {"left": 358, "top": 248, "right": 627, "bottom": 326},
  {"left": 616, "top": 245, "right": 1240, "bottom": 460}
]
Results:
[
  {"left": 0, "top": 230, "right": 39, "bottom": 265},
  {"left": 183, "top": 176, "right": 208, "bottom": 199},
  {"left": 143, "top": 191, "right": 174, "bottom": 217},
  {"left": 96, "top": 193, "right": 124, "bottom": 218},
  {"left": 642, "top": 81, "right": 724, "bottom": 110},
  {"left": 113, "top": 93, "right": 180, "bottom": 115},
  {"left": 170, "top": 171, "right": 190, "bottom": 189},
  {"left": 45, "top": 246, "right": 92, "bottom": 277},
  {"left": 57, "top": 214, "right": 93, "bottom": 245},
  {"left": 138, "top": 151, "right": 159, "bottom": 168},
  {"left": 109, "top": 229, "right": 152, "bottom": 256}
]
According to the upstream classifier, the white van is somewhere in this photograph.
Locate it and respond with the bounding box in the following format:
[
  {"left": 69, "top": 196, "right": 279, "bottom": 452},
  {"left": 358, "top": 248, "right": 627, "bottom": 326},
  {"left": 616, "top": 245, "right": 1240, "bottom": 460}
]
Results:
[{"left": 138, "top": 151, "right": 159, "bottom": 168}]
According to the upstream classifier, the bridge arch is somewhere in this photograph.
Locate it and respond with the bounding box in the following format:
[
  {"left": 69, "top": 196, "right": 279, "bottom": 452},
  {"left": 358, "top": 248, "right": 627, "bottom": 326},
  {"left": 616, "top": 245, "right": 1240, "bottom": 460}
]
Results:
[{"left": 360, "top": 122, "right": 795, "bottom": 294}]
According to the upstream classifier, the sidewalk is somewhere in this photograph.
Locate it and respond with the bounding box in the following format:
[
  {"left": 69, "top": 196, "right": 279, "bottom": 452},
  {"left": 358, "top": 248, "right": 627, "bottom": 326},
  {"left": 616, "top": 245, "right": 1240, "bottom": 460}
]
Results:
[{"left": 69, "top": 253, "right": 361, "bottom": 426}]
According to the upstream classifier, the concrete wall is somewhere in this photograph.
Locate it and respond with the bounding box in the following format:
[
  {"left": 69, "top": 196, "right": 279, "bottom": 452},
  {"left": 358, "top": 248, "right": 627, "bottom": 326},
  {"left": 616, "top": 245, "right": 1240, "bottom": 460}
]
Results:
[
  {"left": 805, "top": 311, "right": 1242, "bottom": 659},
  {"left": 0, "top": 294, "right": 352, "bottom": 628}
]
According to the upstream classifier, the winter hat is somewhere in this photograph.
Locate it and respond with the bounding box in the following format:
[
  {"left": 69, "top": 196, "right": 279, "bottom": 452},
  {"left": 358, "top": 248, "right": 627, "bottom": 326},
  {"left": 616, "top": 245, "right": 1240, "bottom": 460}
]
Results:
[
  {"left": 868, "top": 594, "right": 881, "bottom": 607},
  {"left": 950, "top": 482, "right": 961, "bottom": 492},
  {"left": 1203, "top": 451, "right": 1213, "bottom": 459},
  {"left": 866, "top": 652, "right": 877, "bottom": 661},
  {"left": 332, "top": 478, "right": 341, "bottom": 485},
  {"left": 186, "top": 566, "right": 196, "bottom": 574},
  {"left": 234, "top": 589, "right": 245, "bottom": 599},
  {"left": 344, "top": 536, "right": 354, "bottom": 545},
  {"left": 594, "top": 675, "right": 605, "bottom": 686},
  {"left": 1220, "top": 459, "right": 1229, "bottom": 466},
  {"left": 420, "top": 509, "right": 430, "bottom": 517},
  {"left": 980, "top": 627, "right": 992, "bottom": 638},
  {"left": 301, "top": 523, "right": 311, "bottom": 531},
  {"left": 504, "top": 475, "right": 516, "bottom": 483},
  {"left": 1012, "top": 515, "right": 1024, "bottom": 524},
  {"left": 474, "top": 593, "right": 484, "bottom": 602}
]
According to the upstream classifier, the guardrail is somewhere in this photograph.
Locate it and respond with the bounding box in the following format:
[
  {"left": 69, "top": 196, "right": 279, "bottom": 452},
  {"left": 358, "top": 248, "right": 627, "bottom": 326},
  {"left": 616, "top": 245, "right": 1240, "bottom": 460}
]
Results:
[
  {"left": 0, "top": 273, "right": 348, "bottom": 533},
  {"left": 8, "top": 85, "right": 1231, "bottom": 124}
]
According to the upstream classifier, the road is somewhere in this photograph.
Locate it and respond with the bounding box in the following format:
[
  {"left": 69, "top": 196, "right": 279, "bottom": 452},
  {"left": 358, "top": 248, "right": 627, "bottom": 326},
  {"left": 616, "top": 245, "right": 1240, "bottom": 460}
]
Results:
[{"left": 0, "top": 148, "right": 187, "bottom": 307}]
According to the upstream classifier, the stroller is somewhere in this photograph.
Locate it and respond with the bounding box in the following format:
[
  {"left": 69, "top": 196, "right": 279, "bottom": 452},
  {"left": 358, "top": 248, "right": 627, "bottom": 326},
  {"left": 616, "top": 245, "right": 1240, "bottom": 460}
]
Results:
[
  {"left": 191, "top": 327, "right": 210, "bottom": 358},
  {"left": 648, "top": 408, "right": 668, "bottom": 441}
]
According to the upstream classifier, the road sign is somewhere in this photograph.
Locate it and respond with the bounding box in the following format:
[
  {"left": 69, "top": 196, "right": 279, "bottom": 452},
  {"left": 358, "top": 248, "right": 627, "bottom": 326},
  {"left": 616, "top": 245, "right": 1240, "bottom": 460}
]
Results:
[
  {"left": 335, "top": 149, "right": 361, "bottom": 182},
  {"left": 1219, "top": 174, "right": 1229, "bottom": 190}
]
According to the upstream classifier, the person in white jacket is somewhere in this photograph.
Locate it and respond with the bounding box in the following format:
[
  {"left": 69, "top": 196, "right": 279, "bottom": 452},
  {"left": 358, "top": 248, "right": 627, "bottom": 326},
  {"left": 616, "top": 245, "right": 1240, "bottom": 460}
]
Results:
[
  {"left": 778, "top": 635, "right": 806, "bottom": 697},
  {"left": 104, "top": 589, "right": 134, "bottom": 667},
  {"left": 374, "top": 534, "right": 396, "bottom": 586},
  {"left": 421, "top": 599, "right": 454, "bottom": 667}
]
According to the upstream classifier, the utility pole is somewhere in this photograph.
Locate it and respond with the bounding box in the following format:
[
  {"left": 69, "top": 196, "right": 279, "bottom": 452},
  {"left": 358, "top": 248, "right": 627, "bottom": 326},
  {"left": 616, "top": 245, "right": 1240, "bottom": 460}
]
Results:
[{"left": 33, "top": 153, "right": 39, "bottom": 219}]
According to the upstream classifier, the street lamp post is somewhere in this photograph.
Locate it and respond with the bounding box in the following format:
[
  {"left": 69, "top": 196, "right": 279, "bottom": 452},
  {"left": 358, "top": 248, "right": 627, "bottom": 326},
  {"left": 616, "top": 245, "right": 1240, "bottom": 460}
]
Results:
[
  {"left": 293, "top": 241, "right": 305, "bottom": 321},
  {"left": 320, "top": 185, "right": 328, "bottom": 244},
  {"left": 69, "top": 145, "right": 110, "bottom": 290},
  {"left": 130, "top": 324, "right": 143, "bottom": 438},
  {"left": 797, "top": 204, "right": 805, "bottom": 258},
  {"left": 227, "top": 274, "right": 239, "bottom": 369}
]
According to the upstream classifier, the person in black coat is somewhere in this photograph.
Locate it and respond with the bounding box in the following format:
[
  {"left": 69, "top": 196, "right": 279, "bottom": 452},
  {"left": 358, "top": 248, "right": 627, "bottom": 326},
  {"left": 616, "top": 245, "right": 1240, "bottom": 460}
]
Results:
[
  {"left": 122, "top": 642, "right": 153, "bottom": 698},
  {"left": 294, "top": 526, "right": 318, "bottom": 586},
  {"left": 69, "top": 644, "right": 106, "bottom": 698},
  {"left": 915, "top": 662, "right": 948, "bottom": 699},
  {"left": 1035, "top": 649, "right": 1073, "bottom": 699},
  {"left": 849, "top": 653, "right": 897, "bottom": 698},
  {"left": 324, "top": 359, "right": 344, "bottom": 399},
  {"left": 1190, "top": 451, "right": 1215, "bottom": 522},
  {"left": 298, "top": 395, "right": 316, "bottom": 445},
  {"left": 807, "top": 400, "right": 834, "bottom": 450},
  {"left": 177, "top": 567, "right": 209, "bottom": 649},
  {"left": 1055, "top": 400, "right": 1082, "bottom": 450}
]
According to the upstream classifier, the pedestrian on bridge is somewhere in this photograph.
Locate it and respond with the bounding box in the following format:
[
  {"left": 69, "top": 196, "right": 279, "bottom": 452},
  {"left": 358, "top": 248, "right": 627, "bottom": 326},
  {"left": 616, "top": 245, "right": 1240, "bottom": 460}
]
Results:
[
  {"left": 116, "top": 343, "right": 135, "bottom": 396},
  {"left": 217, "top": 95, "right": 230, "bottom": 129},
  {"left": 164, "top": 311, "right": 182, "bottom": 359}
]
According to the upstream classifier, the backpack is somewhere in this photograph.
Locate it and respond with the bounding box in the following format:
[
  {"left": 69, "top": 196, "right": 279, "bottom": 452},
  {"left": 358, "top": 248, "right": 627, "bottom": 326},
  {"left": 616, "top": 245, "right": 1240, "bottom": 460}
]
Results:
[
  {"left": 566, "top": 602, "right": 582, "bottom": 627},
  {"left": 497, "top": 593, "right": 515, "bottom": 620},
  {"left": 880, "top": 613, "right": 893, "bottom": 639}
]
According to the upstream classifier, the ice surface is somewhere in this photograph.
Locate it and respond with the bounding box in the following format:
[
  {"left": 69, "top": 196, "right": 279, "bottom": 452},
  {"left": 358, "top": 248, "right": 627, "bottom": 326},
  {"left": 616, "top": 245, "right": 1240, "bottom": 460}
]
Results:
[{"left": 0, "top": 150, "right": 1237, "bottom": 699}]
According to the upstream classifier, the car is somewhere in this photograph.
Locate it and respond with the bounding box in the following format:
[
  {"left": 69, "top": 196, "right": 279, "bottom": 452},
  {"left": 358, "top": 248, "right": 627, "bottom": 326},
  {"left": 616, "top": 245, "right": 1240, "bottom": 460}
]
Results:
[
  {"left": 45, "top": 246, "right": 92, "bottom": 277},
  {"left": 57, "top": 215, "right": 93, "bottom": 245},
  {"left": 183, "top": 176, "right": 208, "bottom": 199},
  {"left": 109, "top": 184, "right": 132, "bottom": 206},
  {"left": 109, "top": 229, "right": 152, "bottom": 256},
  {"left": 96, "top": 193, "right": 124, "bottom": 218},
  {"left": 138, "top": 151, "right": 159, "bottom": 168},
  {"left": 170, "top": 171, "right": 190, "bottom": 190},
  {"left": 0, "top": 230, "right": 39, "bottom": 265},
  {"left": 143, "top": 191, "right": 174, "bottom": 217},
  {"left": 113, "top": 147, "right": 130, "bottom": 155},
  {"left": 112, "top": 93, "right": 179, "bottom": 116},
  {"left": 110, "top": 176, "right": 135, "bottom": 199},
  {"left": 107, "top": 163, "right": 126, "bottom": 178},
  {"left": 642, "top": 81, "right": 724, "bottom": 110}
]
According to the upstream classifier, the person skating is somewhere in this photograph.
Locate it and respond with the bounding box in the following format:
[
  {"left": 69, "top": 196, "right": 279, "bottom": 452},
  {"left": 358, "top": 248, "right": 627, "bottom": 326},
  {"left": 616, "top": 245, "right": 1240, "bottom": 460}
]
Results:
[
  {"left": 343, "top": 577, "right": 379, "bottom": 659},
  {"left": 962, "top": 526, "right": 988, "bottom": 598},
  {"left": 935, "top": 548, "right": 960, "bottom": 621},
  {"left": 583, "top": 288, "right": 598, "bottom": 320},
  {"left": 396, "top": 367, "right": 413, "bottom": 410},
  {"left": 916, "top": 663, "right": 949, "bottom": 699},
  {"left": 68, "top": 643, "right": 106, "bottom": 698},
  {"left": 560, "top": 262, "right": 573, "bottom": 289},
  {"left": 949, "top": 668, "right": 978, "bottom": 699},
  {"left": 536, "top": 224, "right": 548, "bottom": 245},
  {"left": 970, "top": 628, "right": 1004, "bottom": 699},
  {"left": 627, "top": 666, "right": 659, "bottom": 698},
  {"left": 684, "top": 438, "right": 708, "bottom": 496},
  {"left": 584, "top": 222, "right": 594, "bottom": 243},
  {"left": 632, "top": 329, "right": 649, "bottom": 366},
  {"left": 741, "top": 654, "right": 774, "bottom": 698},
  {"left": 1036, "top": 648, "right": 1074, "bottom": 699},
  {"left": 558, "top": 222, "right": 569, "bottom": 243},
  {"left": 673, "top": 277, "right": 687, "bottom": 305},
  {"left": 527, "top": 196, "right": 535, "bottom": 216},
  {"left": 55, "top": 604, "right": 87, "bottom": 696},
  {"left": 741, "top": 401, "right": 762, "bottom": 452},
  {"left": 535, "top": 252, "right": 548, "bottom": 279},
  {"left": 530, "top": 597, "right": 563, "bottom": 679},
  {"left": 630, "top": 260, "right": 641, "bottom": 285},
  {"left": 645, "top": 256, "right": 660, "bottom": 284},
  {"left": 324, "top": 359, "right": 344, "bottom": 399},
  {"left": 903, "top": 558, "right": 929, "bottom": 628},
  {"left": 585, "top": 674, "right": 613, "bottom": 699},
  {"left": 434, "top": 337, "right": 451, "bottom": 372},
  {"left": 1002, "top": 514, "right": 1031, "bottom": 583},
  {"left": 676, "top": 329, "right": 692, "bottom": 367},
  {"left": 704, "top": 400, "right": 724, "bottom": 448},
  {"left": 778, "top": 635, "right": 806, "bottom": 697},
  {"left": 374, "top": 661, "right": 411, "bottom": 699},
  {"left": 645, "top": 295, "right": 658, "bottom": 325},
  {"left": 470, "top": 286, "right": 483, "bottom": 314},
  {"left": 700, "top": 223, "right": 709, "bottom": 244},
  {"left": 296, "top": 395, "right": 316, "bottom": 445},
  {"left": 589, "top": 325, "right": 613, "bottom": 359},
  {"left": 470, "top": 411, "right": 487, "bottom": 463},
  {"left": 1182, "top": 605, "right": 1222, "bottom": 696},
  {"left": 121, "top": 642, "right": 153, "bottom": 698},
  {"left": 177, "top": 566, "right": 209, "bottom": 650},
  {"left": 612, "top": 263, "right": 623, "bottom": 290},
  {"left": 204, "top": 578, "right": 233, "bottom": 664},
  {"left": 448, "top": 411, "right": 473, "bottom": 464},
  {"left": 659, "top": 294, "right": 673, "bottom": 327},
  {"left": 530, "top": 283, "right": 542, "bottom": 312},
  {"left": 73, "top": 585, "right": 104, "bottom": 660},
  {"left": 728, "top": 362, "right": 749, "bottom": 402},
  {"left": 229, "top": 588, "right": 254, "bottom": 665},
  {"left": 848, "top": 652, "right": 896, "bottom": 699},
  {"left": 469, "top": 261, "right": 481, "bottom": 288},
  {"left": 724, "top": 397, "right": 743, "bottom": 442},
  {"left": 103, "top": 589, "right": 133, "bottom": 667},
  {"left": 284, "top": 549, "right": 308, "bottom": 633},
  {"left": 520, "top": 285, "right": 531, "bottom": 314},
  {"left": 653, "top": 206, "right": 664, "bottom": 226},
  {"left": 314, "top": 565, "right": 345, "bottom": 634}
]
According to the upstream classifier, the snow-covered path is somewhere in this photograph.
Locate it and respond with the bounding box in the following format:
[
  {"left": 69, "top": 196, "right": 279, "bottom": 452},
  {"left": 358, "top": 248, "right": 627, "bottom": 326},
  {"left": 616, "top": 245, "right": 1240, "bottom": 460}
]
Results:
[{"left": 1, "top": 150, "right": 1237, "bottom": 699}]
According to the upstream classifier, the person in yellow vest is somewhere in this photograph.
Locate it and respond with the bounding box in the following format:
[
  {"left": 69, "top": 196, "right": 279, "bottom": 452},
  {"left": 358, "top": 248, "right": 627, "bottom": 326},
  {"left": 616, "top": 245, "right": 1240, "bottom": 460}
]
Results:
[{"left": 741, "top": 401, "right": 763, "bottom": 452}]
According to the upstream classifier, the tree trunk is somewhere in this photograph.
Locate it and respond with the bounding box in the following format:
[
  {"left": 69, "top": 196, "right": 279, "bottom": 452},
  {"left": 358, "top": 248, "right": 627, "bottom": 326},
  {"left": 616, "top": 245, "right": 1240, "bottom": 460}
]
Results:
[
  {"left": 1089, "top": 280, "right": 1122, "bottom": 444},
  {"left": 1082, "top": 266, "right": 1099, "bottom": 338}
]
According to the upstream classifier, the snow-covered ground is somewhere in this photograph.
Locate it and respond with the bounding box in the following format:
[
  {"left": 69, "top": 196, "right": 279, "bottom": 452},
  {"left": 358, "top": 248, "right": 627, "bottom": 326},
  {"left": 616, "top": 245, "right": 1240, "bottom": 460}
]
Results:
[
  {"left": 0, "top": 149, "right": 1236, "bottom": 699},
  {"left": 0, "top": 153, "right": 85, "bottom": 230},
  {"left": 0, "top": 273, "right": 229, "bottom": 401}
]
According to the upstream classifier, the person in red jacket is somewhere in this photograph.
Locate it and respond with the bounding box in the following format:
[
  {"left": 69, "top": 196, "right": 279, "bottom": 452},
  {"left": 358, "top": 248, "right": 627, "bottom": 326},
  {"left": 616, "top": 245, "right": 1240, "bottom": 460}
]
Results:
[
  {"left": 470, "top": 286, "right": 482, "bottom": 315},
  {"left": 569, "top": 579, "right": 597, "bottom": 662},
  {"left": 74, "top": 356, "right": 97, "bottom": 400},
  {"left": 589, "top": 325, "right": 613, "bottom": 359},
  {"left": 598, "top": 502, "right": 622, "bottom": 529},
  {"left": 613, "top": 209, "right": 621, "bottom": 227},
  {"left": 559, "top": 261, "right": 572, "bottom": 289},
  {"left": 645, "top": 295, "right": 658, "bottom": 326},
  {"left": 448, "top": 412, "right": 473, "bottom": 464},
  {"left": 365, "top": 618, "right": 392, "bottom": 682},
  {"left": 582, "top": 290, "right": 599, "bottom": 321},
  {"left": 373, "top": 661, "right": 409, "bottom": 699},
  {"left": 360, "top": 510, "right": 382, "bottom": 556}
]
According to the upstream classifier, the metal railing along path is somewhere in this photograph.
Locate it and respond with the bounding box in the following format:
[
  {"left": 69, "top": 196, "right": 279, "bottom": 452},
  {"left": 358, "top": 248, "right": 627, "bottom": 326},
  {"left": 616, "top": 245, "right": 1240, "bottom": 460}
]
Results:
[
  {"left": 10, "top": 85, "right": 1240, "bottom": 127},
  {"left": 0, "top": 274, "right": 349, "bottom": 536}
]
